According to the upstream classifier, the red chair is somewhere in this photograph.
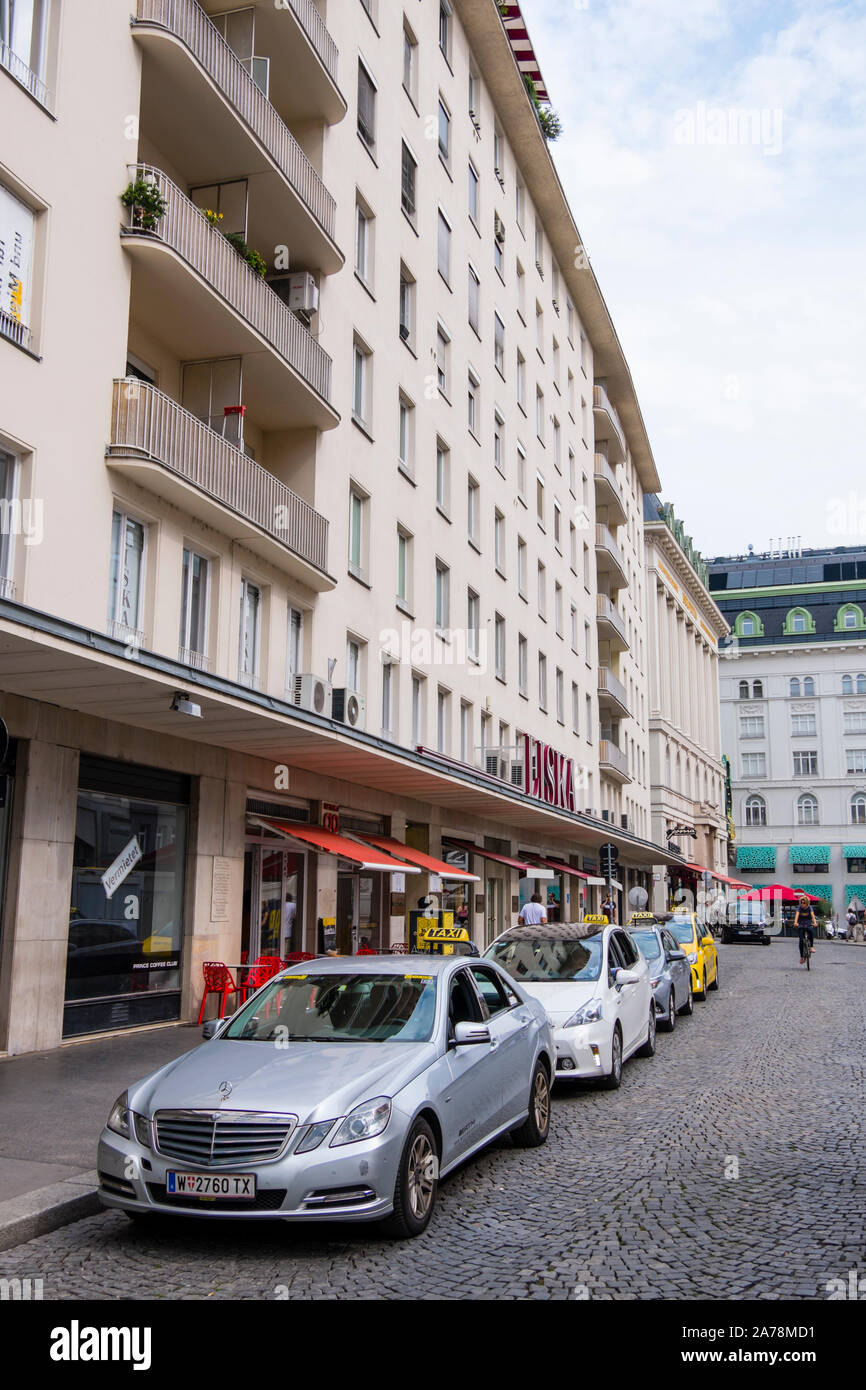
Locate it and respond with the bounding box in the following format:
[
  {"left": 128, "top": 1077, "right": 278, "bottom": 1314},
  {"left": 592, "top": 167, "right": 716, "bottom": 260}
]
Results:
[
  {"left": 240, "top": 955, "right": 282, "bottom": 1002},
  {"left": 390, "top": 943, "right": 410, "bottom": 954},
  {"left": 197, "top": 962, "right": 240, "bottom": 1024},
  {"left": 280, "top": 951, "right": 316, "bottom": 966}
]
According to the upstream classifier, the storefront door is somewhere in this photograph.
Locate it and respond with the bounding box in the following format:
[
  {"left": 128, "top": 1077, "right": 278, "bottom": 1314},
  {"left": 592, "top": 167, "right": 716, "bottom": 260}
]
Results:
[
  {"left": 242, "top": 844, "right": 305, "bottom": 960},
  {"left": 336, "top": 870, "right": 382, "bottom": 953},
  {"left": 486, "top": 877, "right": 502, "bottom": 945}
]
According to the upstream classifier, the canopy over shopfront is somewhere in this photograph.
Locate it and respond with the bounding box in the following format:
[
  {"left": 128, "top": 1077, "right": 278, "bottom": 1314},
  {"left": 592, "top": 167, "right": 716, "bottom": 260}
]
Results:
[
  {"left": 356, "top": 834, "right": 480, "bottom": 881},
  {"left": 247, "top": 818, "right": 420, "bottom": 873},
  {"left": 739, "top": 884, "right": 821, "bottom": 903},
  {"left": 519, "top": 854, "right": 591, "bottom": 880},
  {"left": 442, "top": 838, "right": 535, "bottom": 872}
]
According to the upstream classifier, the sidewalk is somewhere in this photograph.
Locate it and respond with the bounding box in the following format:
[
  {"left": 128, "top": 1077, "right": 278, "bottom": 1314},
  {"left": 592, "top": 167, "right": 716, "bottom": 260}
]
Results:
[{"left": 0, "top": 1022, "right": 200, "bottom": 1250}]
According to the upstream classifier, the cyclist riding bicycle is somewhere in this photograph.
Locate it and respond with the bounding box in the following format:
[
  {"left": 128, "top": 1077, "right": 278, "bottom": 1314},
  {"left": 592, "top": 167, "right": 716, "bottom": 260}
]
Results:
[{"left": 795, "top": 894, "right": 816, "bottom": 966}]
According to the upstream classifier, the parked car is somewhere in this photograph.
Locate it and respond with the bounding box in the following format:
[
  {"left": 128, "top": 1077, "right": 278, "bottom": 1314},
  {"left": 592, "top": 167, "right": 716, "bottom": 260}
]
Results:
[
  {"left": 626, "top": 916, "right": 692, "bottom": 1030},
  {"left": 665, "top": 912, "right": 719, "bottom": 999},
  {"left": 721, "top": 899, "right": 771, "bottom": 946},
  {"left": 97, "top": 955, "right": 553, "bottom": 1238},
  {"left": 484, "top": 922, "right": 655, "bottom": 1088}
]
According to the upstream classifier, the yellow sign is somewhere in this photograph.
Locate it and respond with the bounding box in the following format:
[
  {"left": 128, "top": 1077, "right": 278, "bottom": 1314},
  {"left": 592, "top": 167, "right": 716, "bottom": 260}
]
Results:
[
  {"left": 627, "top": 912, "right": 657, "bottom": 923},
  {"left": 583, "top": 913, "right": 609, "bottom": 925},
  {"left": 417, "top": 922, "right": 470, "bottom": 944}
]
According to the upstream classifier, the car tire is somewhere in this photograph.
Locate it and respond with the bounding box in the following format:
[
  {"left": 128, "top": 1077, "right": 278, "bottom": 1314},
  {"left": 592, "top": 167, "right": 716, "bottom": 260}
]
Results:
[
  {"left": 383, "top": 1118, "right": 439, "bottom": 1240},
  {"left": 722, "top": 930, "right": 732, "bottom": 945},
  {"left": 709, "top": 961, "right": 719, "bottom": 991},
  {"left": 661, "top": 989, "right": 677, "bottom": 1032},
  {"left": 695, "top": 971, "right": 707, "bottom": 1001},
  {"left": 679, "top": 981, "right": 694, "bottom": 1016},
  {"left": 511, "top": 1060, "right": 551, "bottom": 1148},
  {"left": 602, "top": 1025, "right": 623, "bottom": 1089},
  {"left": 636, "top": 1005, "right": 656, "bottom": 1057}
]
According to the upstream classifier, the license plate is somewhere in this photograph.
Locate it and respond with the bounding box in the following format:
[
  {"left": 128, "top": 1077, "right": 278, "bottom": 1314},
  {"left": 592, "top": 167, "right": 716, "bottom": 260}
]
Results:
[{"left": 166, "top": 1171, "right": 256, "bottom": 1199}]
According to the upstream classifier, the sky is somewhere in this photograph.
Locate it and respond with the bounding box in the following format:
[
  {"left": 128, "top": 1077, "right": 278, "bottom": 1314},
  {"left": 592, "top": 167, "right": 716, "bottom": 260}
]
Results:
[{"left": 520, "top": 0, "right": 866, "bottom": 559}]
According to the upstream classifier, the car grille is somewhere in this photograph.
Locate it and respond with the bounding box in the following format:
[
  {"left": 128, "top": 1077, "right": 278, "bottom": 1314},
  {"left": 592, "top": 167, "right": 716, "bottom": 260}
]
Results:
[
  {"left": 147, "top": 1183, "right": 287, "bottom": 1212},
  {"left": 153, "top": 1110, "right": 297, "bottom": 1166}
]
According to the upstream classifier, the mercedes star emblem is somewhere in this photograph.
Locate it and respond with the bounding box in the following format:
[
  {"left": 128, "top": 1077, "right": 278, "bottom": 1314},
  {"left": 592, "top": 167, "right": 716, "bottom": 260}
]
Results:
[{"left": 217, "top": 1080, "right": 233, "bottom": 1101}]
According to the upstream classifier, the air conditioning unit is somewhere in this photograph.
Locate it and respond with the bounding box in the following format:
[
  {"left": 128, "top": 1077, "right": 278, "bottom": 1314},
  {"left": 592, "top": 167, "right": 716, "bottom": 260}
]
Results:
[
  {"left": 494, "top": 213, "right": 505, "bottom": 245},
  {"left": 584, "top": 807, "right": 595, "bottom": 817},
  {"left": 485, "top": 752, "right": 502, "bottom": 778},
  {"left": 332, "top": 688, "right": 366, "bottom": 730},
  {"left": 288, "top": 272, "right": 318, "bottom": 313},
  {"left": 511, "top": 761, "right": 524, "bottom": 788},
  {"left": 292, "top": 673, "right": 331, "bottom": 716}
]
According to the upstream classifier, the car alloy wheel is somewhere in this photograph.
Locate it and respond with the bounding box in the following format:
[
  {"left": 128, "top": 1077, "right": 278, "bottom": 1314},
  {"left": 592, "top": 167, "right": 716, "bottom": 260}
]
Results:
[
  {"left": 666, "top": 991, "right": 676, "bottom": 1031},
  {"left": 384, "top": 1117, "right": 439, "bottom": 1239},
  {"left": 511, "top": 1061, "right": 551, "bottom": 1147},
  {"left": 602, "top": 1026, "right": 623, "bottom": 1089},
  {"left": 637, "top": 1005, "right": 656, "bottom": 1057},
  {"left": 681, "top": 982, "right": 694, "bottom": 1016},
  {"left": 407, "top": 1132, "right": 436, "bottom": 1221},
  {"left": 709, "top": 961, "right": 720, "bottom": 991}
]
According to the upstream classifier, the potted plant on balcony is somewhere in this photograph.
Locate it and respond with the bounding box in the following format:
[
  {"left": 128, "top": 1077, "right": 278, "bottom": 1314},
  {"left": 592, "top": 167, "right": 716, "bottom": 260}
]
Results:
[
  {"left": 203, "top": 209, "right": 268, "bottom": 278},
  {"left": 121, "top": 177, "right": 168, "bottom": 232},
  {"left": 523, "top": 75, "right": 563, "bottom": 142}
]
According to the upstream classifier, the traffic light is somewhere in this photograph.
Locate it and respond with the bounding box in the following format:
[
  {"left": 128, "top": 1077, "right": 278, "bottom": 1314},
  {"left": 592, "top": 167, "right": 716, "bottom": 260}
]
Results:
[{"left": 599, "top": 842, "right": 619, "bottom": 880}]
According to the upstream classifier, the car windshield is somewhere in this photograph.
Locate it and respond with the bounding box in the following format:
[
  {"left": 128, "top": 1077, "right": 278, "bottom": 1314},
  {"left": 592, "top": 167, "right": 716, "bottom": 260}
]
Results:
[
  {"left": 668, "top": 918, "right": 695, "bottom": 945},
  {"left": 487, "top": 933, "right": 603, "bottom": 983},
  {"left": 221, "top": 972, "right": 437, "bottom": 1044},
  {"left": 630, "top": 929, "right": 662, "bottom": 961}
]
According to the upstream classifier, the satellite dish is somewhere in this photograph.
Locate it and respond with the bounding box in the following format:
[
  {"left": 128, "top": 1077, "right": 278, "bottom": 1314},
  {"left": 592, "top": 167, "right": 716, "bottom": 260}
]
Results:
[{"left": 628, "top": 886, "right": 648, "bottom": 909}]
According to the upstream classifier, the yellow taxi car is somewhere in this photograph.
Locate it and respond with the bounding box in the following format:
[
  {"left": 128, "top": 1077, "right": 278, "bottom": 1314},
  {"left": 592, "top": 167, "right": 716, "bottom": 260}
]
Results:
[{"left": 665, "top": 911, "right": 719, "bottom": 1000}]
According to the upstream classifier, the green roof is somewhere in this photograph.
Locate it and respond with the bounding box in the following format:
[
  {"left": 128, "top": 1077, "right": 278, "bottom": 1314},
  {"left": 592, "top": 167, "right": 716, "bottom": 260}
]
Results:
[
  {"left": 842, "top": 846, "right": 866, "bottom": 858},
  {"left": 736, "top": 845, "right": 777, "bottom": 869},
  {"left": 789, "top": 845, "right": 830, "bottom": 864},
  {"left": 845, "top": 885, "right": 866, "bottom": 906}
]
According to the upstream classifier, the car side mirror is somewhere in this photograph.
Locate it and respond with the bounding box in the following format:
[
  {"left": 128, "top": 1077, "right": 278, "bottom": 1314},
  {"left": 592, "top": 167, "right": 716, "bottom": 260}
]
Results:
[
  {"left": 668, "top": 949, "right": 686, "bottom": 962},
  {"left": 450, "top": 1020, "right": 491, "bottom": 1048},
  {"left": 614, "top": 968, "right": 639, "bottom": 987},
  {"left": 201, "top": 1018, "right": 224, "bottom": 1040},
  {"left": 701, "top": 936, "right": 714, "bottom": 946}
]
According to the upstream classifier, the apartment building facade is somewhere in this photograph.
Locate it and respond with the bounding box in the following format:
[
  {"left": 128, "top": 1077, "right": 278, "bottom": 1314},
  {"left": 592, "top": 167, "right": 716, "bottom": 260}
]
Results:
[
  {"left": 643, "top": 498, "right": 731, "bottom": 912},
  {"left": 710, "top": 545, "right": 866, "bottom": 918},
  {"left": 0, "top": 0, "right": 671, "bottom": 1055}
]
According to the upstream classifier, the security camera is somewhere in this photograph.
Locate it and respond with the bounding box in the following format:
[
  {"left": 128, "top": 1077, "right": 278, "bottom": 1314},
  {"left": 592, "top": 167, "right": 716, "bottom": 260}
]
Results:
[{"left": 171, "top": 692, "right": 202, "bottom": 718}]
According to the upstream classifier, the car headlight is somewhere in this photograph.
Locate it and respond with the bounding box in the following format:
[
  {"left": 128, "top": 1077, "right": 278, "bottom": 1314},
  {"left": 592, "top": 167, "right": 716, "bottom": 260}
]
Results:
[
  {"left": 107, "top": 1091, "right": 132, "bottom": 1139},
  {"left": 650, "top": 976, "right": 662, "bottom": 988},
  {"left": 330, "top": 1097, "right": 391, "bottom": 1147},
  {"left": 562, "top": 998, "right": 603, "bottom": 1028},
  {"left": 687, "top": 952, "right": 697, "bottom": 964},
  {"left": 295, "top": 1119, "right": 337, "bottom": 1154}
]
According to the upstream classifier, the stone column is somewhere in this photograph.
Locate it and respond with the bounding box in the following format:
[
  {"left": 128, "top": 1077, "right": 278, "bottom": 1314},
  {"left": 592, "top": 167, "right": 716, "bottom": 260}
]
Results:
[
  {"left": 0, "top": 739, "right": 80, "bottom": 1054},
  {"left": 183, "top": 775, "right": 246, "bottom": 1021}
]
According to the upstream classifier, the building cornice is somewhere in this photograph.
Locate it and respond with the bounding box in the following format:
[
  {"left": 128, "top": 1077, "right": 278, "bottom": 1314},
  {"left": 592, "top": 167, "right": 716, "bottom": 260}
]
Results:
[
  {"left": 455, "top": 0, "right": 662, "bottom": 494},
  {"left": 646, "top": 524, "right": 729, "bottom": 640}
]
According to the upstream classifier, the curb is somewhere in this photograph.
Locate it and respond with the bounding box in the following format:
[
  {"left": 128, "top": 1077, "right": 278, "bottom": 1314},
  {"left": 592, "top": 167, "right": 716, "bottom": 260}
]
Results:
[{"left": 0, "top": 1171, "right": 100, "bottom": 1253}]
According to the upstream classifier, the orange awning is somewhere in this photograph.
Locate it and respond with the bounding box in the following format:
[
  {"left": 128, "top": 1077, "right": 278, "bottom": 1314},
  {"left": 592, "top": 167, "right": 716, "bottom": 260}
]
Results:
[
  {"left": 248, "top": 818, "right": 419, "bottom": 872},
  {"left": 442, "top": 837, "right": 535, "bottom": 872},
  {"left": 357, "top": 834, "right": 480, "bottom": 881}
]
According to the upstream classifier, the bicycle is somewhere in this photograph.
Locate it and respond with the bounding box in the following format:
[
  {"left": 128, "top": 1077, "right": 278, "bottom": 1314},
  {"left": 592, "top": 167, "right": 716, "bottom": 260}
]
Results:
[{"left": 799, "top": 935, "right": 814, "bottom": 970}]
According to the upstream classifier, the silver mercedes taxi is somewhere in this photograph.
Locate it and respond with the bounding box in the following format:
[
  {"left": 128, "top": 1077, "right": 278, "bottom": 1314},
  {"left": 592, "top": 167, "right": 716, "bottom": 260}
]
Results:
[{"left": 97, "top": 954, "right": 553, "bottom": 1238}]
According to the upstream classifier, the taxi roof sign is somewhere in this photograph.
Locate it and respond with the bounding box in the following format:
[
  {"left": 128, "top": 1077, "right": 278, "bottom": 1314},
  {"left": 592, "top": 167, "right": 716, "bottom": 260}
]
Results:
[
  {"left": 627, "top": 912, "right": 658, "bottom": 923},
  {"left": 582, "top": 913, "right": 609, "bottom": 925},
  {"left": 417, "top": 922, "right": 471, "bottom": 944}
]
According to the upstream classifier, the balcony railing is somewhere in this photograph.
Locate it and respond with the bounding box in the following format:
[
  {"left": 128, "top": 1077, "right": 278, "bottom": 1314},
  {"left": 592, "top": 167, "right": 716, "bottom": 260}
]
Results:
[
  {"left": 594, "top": 452, "right": 626, "bottom": 513},
  {"left": 596, "top": 594, "right": 628, "bottom": 646},
  {"left": 0, "top": 575, "right": 16, "bottom": 600},
  {"left": 108, "top": 380, "right": 329, "bottom": 573},
  {"left": 282, "top": 0, "right": 339, "bottom": 85},
  {"left": 133, "top": 0, "right": 336, "bottom": 239},
  {"left": 0, "top": 307, "right": 32, "bottom": 353},
  {"left": 122, "top": 166, "right": 332, "bottom": 405},
  {"left": 593, "top": 383, "right": 626, "bottom": 458},
  {"left": 599, "top": 739, "right": 630, "bottom": 780},
  {"left": 598, "top": 666, "right": 629, "bottom": 712},
  {"left": 595, "top": 523, "right": 628, "bottom": 582},
  {"left": 0, "top": 40, "right": 52, "bottom": 108}
]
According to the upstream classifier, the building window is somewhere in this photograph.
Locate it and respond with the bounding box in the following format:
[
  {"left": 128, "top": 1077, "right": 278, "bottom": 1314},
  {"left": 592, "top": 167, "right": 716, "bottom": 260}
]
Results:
[
  {"left": 493, "top": 410, "right": 504, "bottom": 474},
  {"left": 784, "top": 606, "right": 814, "bottom": 635},
  {"left": 536, "top": 386, "right": 545, "bottom": 442},
  {"left": 538, "top": 652, "right": 547, "bottom": 710},
  {"left": 239, "top": 577, "right": 261, "bottom": 685},
  {"left": 467, "top": 589, "right": 480, "bottom": 661},
  {"left": 745, "top": 794, "right": 766, "bottom": 826},
  {"left": 411, "top": 673, "right": 424, "bottom": 745},
  {"left": 493, "top": 122, "right": 504, "bottom": 183},
  {"left": 467, "top": 367, "right": 480, "bottom": 437},
  {"left": 468, "top": 264, "right": 480, "bottom": 334},
  {"left": 0, "top": 0, "right": 53, "bottom": 106},
  {"left": 179, "top": 547, "right": 209, "bottom": 664},
  {"left": 495, "top": 614, "right": 506, "bottom": 680},
  {"left": 803, "top": 676, "right": 815, "bottom": 696},
  {"left": 797, "top": 793, "right": 819, "bottom": 826},
  {"left": 537, "top": 560, "right": 546, "bottom": 619},
  {"left": 535, "top": 301, "right": 544, "bottom": 357},
  {"left": 789, "top": 677, "right": 800, "bottom": 697},
  {"left": 381, "top": 659, "right": 395, "bottom": 738},
  {"left": 554, "top": 582, "right": 563, "bottom": 636},
  {"left": 437, "top": 209, "right": 451, "bottom": 284},
  {"left": 518, "top": 634, "right": 528, "bottom": 696},
  {"left": 735, "top": 611, "right": 764, "bottom": 638},
  {"left": 516, "top": 350, "right": 526, "bottom": 410},
  {"left": 108, "top": 510, "right": 146, "bottom": 642},
  {"left": 793, "top": 750, "right": 818, "bottom": 776},
  {"left": 354, "top": 194, "right": 373, "bottom": 285},
  {"left": 851, "top": 793, "right": 866, "bottom": 825},
  {"left": 742, "top": 752, "right": 766, "bottom": 777},
  {"left": 847, "top": 750, "right": 866, "bottom": 775},
  {"left": 569, "top": 522, "right": 577, "bottom": 573},
  {"left": 357, "top": 60, "right": 376, "bottom": 154},
  {"left": 399, "top": 263, "right": 415, "bottom": 346},
  {"left": 552, "top": 417, "right": 561, "bottom": 472},
  {"left": 515, "top": 174, "right": 525, "bottom": 230},
  {"left": 0, "top": 447, "right": 18, "bottom": 591},
  {"left": 396, "top": 526, "right": 413, "bottom": 611},
  {"left": 570, "top": 603, "right": 578, "bottom": 652},
  {"left": 494, "top": 509, "right": 505, "bottom": 573},
  {"left": 752, "top": 680, "right": 764, "bottom": 697},
  {"left": 437, "top": 687, "right": 450, "bottom": 753},
  {"left": 791, "top": 713, "right": 816, "bottom": 736},
  {"left": 468, "top": 160, "right": 480, "bottom": 225},
  {"left": 435, "top": 559, "right": 450, "bottom": 629},
  {"left": 517, "top": 537, "right": 527, "bottom": 596},
  {"left": 536, "top": 472, "right": 545, "bottom": 529},
  {"left": 286, "top": 605, "right": 304, "bottom": 685},
  {"left": 460, "top": 700, "right": 472, "bottom": 762},
  {"left": 352, "top": 335, "right": 372, "bottom": 429},
  {"left": 436, "top": 322, "right": 451, "bottom": 397},
  {"left": 553, "top": 499, "right": 562, "bottom": 548},
  {"left": 740, "top": 716, "right": 765, "bottom": 738},
  {"left": 436, "top": 438, "right": 450, "bottom": 513},
  {"left": 402, "top": 18, "right": 418, "bottom": 102},
  {"left": 844, "top": 712, "right": 866, "bottom": 734},
  {"left": 534, "top": 219, "right": 543, "bottom": 274},
  {"left": 346, "top": 637, "right": 363, "bottom": 693},
  {"left": 494, "top": 312, "right": 505, "bottom": 376},
  {"left": 401, "top": 141, "right": 417, "bottom": 222},
  {"left": 586, "top": 693, "right": 592, "bottom": 741},
  {"left": 739, "top": 680, "right": 750, "bottom": 699},
  {"left": 397, "top": 391, "right": 414, "bottom": 475},
  {"left": 438, "top": 0, "right": 451, "bottom": 60},
  {"left": 571, "top": 682, "right": 579, "bottom": 734},
  {"left": 438, "top": 96, "right": 451, "bottom": 167},
  {"left": 348, "top": 485, "right": 368, "bottom": 579},
  {"left": 467, "top": 475, "right": 479, "bottom": 544},
  {"left": 555, "top": 668, "right": 564, "bottom": 724},
  {"left": 0, "top": 181, "right": 37, "bottom": 347},
  {"left": 517, "top": 442, "right": 526, "bottom": 500}
]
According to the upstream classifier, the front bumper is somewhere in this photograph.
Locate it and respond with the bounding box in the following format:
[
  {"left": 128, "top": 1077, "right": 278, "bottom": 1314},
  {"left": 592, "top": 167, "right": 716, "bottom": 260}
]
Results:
[
  {"left": 97, "top": 1118, "right": 405, "bottom": 1222},
  {"left": 551, "top": 1019, "right": 611, "bottom": 1079},
  {"left": 651, "top": 982, "right": 669, "bottom": 1016}
]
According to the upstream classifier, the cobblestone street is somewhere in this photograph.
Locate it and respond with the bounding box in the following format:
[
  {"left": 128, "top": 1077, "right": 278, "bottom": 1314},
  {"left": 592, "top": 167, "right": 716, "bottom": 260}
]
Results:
[{"left": 3, "top": 941, "right": 864, "bottom": 1301}]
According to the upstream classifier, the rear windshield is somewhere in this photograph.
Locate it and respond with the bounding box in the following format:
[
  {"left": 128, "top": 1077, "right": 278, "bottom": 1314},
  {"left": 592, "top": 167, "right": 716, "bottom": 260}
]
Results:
[
  {"left": 487, "top": 933, "right": 603, "bottom": 983},
  {"left": 629, "top": 929, "right": 662, "bottom": 961},
  {"left": 668, "top": 918, "right": 695, "bottom": 945}
]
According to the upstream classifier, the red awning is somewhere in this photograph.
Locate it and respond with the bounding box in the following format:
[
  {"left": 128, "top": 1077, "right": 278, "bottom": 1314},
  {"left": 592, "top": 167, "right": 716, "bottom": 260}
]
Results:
[
  {"left": 741, "top": 884, "right": 820, "bottom": 903},
  {"left": 442, "top": 837, "right": 534, "bottom": 872},
  {"left": 357, "top": 834, "right": 480, "bottom": 881},
  {"left": 714, "top": 872, "right": 751, "bottom": 889},
  {"left": 520, "top": 854, "right": 590, "bottom": 880},
  {"left": 248, "top": 818, "right": 419, "bottom": 872}
]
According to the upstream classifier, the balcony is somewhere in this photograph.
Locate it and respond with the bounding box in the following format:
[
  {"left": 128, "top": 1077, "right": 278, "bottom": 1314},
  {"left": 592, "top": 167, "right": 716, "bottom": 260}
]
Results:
[
  {"left": 593, "top": 453, "right": 627, "bottom": 526},
  {"left": 599, "top": 739, "right": 631, "bottom": 784},
  {"left": 595, "top": 523, "right": 629, "bottom": 591},
  {"left": 106, "top": 380, "right": 334, "bottom": 590},
  {"left": 592, "top": 384, "right": 626, "bottom": 463},
  {"left": 596, "top": 594, "right": 629, "bottom": 651},
  {"left": 200, "top": 0, "right": 346, "bottom": 124},
  {"left": 598, "top": 667, "right": 630, "bottom": 719},
  {"left": 132, "top": 0, "right": 343, "bottom": 273},
  {"left": 121, "top": 167, "right": 337, "bottom": 430}
]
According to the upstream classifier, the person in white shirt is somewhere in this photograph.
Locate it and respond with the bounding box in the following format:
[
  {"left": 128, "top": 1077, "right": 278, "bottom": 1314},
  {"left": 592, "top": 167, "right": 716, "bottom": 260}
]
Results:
[{"left": 518, "top": 893, "right": 548, "bottom": 927}]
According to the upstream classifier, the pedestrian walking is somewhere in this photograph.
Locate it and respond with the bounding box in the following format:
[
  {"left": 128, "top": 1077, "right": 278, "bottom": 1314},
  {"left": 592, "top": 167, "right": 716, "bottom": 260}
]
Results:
[{"left": 518, "top": 893, "right": 548, "bottom": 927}]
